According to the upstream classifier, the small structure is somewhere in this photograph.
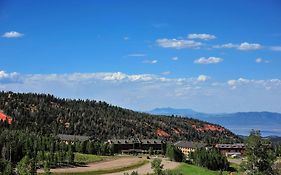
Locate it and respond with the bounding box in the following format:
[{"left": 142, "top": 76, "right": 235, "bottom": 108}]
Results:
[
  {"left": 57, "top": 134, "right": 90, "bottom": 144},
  {"left": 107, "top": 138, "right": 166, "bottom": 154},
  {"left": 215, "top": 143, "right": 245, "bottom": 157},
  {"left": 174, "top": 141, "right": 206, "bottom": 156}
]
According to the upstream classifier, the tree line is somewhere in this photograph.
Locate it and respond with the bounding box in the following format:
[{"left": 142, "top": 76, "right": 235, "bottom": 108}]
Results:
[{"left": 0, "top": 128, "right": 114, "bottom": 175}]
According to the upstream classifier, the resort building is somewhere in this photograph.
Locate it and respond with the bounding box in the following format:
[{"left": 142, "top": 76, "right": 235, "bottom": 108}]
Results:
[
  {"left": 107, "top": 138, "right": 166, "bottom": 154},
  {"left": 174, "top": 141, "right": 206, "bottom": 156},
  {"left": 215, "top": 143, "right": 245, "bottom": 157}
]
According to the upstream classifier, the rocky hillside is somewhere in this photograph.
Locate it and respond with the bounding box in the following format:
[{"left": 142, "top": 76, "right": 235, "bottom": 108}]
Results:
[{"left": 0, "top": 91, "right": 241, "bottom": 143}]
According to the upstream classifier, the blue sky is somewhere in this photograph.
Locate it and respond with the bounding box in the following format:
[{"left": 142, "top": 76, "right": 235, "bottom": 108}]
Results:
[{"left": 0, "top": 0, "right": 281, "bottom": 113}]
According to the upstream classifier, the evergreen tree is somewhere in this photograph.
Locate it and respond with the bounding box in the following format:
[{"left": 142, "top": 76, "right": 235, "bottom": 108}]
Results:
[
  {"left": 151, "top": 158, "right": 164, "bottom": 175},
  {"left": 43, "top": 160, "right": 51, "bottom": 175},
  {"left": 241, "top": 130, "right": 276, "bottom": 175},
  {"left": 165, "top": 144, "right": 184, "bottom": 162},
  {"left": 16, "top": 156, "right": 33, "bottom": 175},
  {"left": 67, "top": 145, "right": 74, "bottom": 164}
]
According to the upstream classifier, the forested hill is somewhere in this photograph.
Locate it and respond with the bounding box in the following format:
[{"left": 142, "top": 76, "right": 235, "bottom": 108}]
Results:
[{"left": 0, "top": 91, "right": 240, "bottom": 143}]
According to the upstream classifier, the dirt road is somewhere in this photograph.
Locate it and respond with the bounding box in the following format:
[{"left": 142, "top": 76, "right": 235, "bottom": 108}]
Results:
[
  {"left": 107, "top": 158, "right": 180, "bottom": 175},
  {"left": 37, "top": 156, "right": 143, "bottom": 173},
  {"left": 37, "top": 156, "right": 180, "bottom": 174}
]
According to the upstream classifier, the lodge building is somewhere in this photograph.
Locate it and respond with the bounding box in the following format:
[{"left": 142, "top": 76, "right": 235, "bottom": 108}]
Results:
[
  {"left": 107, "top": 139, "right": 166, "bottom": 154},
  {"left": 174, "top": 141, "right": 206, "bottom": 157},
  {"left": 215, "top": 143, "right": 245, "bottom": 157}
]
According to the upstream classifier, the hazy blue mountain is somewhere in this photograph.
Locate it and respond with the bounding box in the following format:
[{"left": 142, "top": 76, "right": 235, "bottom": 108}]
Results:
[{"left": 149, "top": 108, "right": 281, "bottom": 136}]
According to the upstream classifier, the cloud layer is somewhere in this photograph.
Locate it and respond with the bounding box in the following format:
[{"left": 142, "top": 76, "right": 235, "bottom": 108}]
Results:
[{"left": 1, "top": 70, "right": 280, "bottom": 113}]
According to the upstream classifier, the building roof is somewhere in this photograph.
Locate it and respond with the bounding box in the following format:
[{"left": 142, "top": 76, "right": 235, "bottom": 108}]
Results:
[
  {"left": 57, "top": 134, "right": 90, "bottom": 142},
  {"left": 107, "top": 139, "right": 164, "bottom": 144},
  {"left": 174, "top": 141, "right": 206, "bottom": 149},
  {"left": 215, "top": 143, "right": 245, "bottom": 149}
]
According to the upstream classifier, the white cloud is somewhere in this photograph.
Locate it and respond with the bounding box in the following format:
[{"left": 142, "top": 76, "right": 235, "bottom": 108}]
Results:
[
  {"left": 188, "top": 33, "right": 216, "bottom": 40},
  {"left": 1, "top": 70, "right": 281, "bottom": 113},
  {"left": 128, "top": 54, "right": 146, "bottom": 57},
  {"left": 256, "top": 58, "right": 262, "bottom": 63},
  {"left": 161, "top": 71, "right": 171, "bottom": 75},
  {"left": 171, "top": 57, "right": 178, "bottom": 61},
  {"left": 213, "top": 43, "right": 238, "bottom": 49},
  {"left": 194, "top": 57, "right": 223, "bottom": 64},
  {"left": 227, "top": 78, "right": 281, "bottom": 90},
  {"left": 143, "top": 60, "right": 158, "bottom": 64},
  {"left": 2, "top": 31, "right": 24, "bottom": 38},
  {"left": 214, "top": 42, "right": 262, "bottom": 50},
  {"left": 0, "top": 70, "right": 19, "bottom": 79},
  {"left": 156, "top": 38, "right": 203, "bottom": 49},
  {"left": 270, "top": 46, "right": 281, "bottom": 51},
  {"left": 256, "top": 58, "right": 270, "bottom": 63},
  {"left": 0, "top": 71, "right": 8, "bottom": 79},
  {"left": 238, "top": 42, "right": 261, "bottom": 50},
  {"left": 197, "top": 75, "right": 209, "bottom": 82}
]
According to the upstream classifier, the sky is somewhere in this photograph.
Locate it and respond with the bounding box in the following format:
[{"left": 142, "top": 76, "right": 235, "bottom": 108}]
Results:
[{"left": 0, "top": 0, "right": 281, "bottom": 113}]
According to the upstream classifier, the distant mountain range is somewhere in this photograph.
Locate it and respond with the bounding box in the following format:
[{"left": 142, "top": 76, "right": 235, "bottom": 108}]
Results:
[{"left": 149, "top": 107, "right": 281, "bottom": 136}]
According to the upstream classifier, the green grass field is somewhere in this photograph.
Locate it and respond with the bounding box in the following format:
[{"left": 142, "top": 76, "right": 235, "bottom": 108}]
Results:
[
  {"left": 173, "top": 163, "right": 242, "bottom": 175},
  {"left": 74, "top": 153, "right": 111, "bottom": 164}
]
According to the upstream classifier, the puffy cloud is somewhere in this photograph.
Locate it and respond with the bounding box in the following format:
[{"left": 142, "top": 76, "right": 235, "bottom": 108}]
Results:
[
  {"left": 256, "top": 58, "right": 270, "bottom": 63},
  {"left": 0, "top": 71, "right": 8, "bottom": 79},
  {"left": 194, "top": 57, "right": 223, "bottom": 64},
  {"left": 156, "top": 38, "right": 203, "bottom": 49},
  {"left": 2, "top": 31, "right": 24, "bottom": 38},
  {"left": 188, "top": 33, "right": 216, "bottom": 40},
  {"left": 0, "top": 70, "right": 19, "bottom": 79},
  {"left": 238, "top": 42, "right": 261, "bottom": 50},
  {"left": 197, "top": 75, "right": 209, "bottom": 82},
  {"left": 171, "top": 57, "right": 179, "bottom": 61},
  {"left": 214, "top": 42, "right": 262, "bottom": 50}
]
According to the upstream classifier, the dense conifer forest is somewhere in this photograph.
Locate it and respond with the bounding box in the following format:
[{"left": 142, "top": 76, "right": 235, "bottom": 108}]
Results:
[{"left": 0, "top": 91, "right": 240, "bottom": 143}]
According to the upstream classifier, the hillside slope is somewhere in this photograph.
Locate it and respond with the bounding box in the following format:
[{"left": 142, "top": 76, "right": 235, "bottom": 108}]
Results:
[
  {"left": 150, "top": 108, "right": 281, "bottom": 136},
  {"left": 0, "top": 91, "right": 240, "bottom": 143}
]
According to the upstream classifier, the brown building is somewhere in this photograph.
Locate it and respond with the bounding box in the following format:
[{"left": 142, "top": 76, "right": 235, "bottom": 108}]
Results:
[
  {"left": 107, "top": 139, "right": 166, "bottom": 154},
  {"left": 215, "top": 143, "right": 245, "bottom": 157},
  {"left": 174, "top": 141, "right": 206, "bottom": 157}
]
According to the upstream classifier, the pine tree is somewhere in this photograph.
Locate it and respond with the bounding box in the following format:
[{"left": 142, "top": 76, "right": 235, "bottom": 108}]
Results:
[{"left": 241, "top": 130, "right": 276, "bottom": 175}]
